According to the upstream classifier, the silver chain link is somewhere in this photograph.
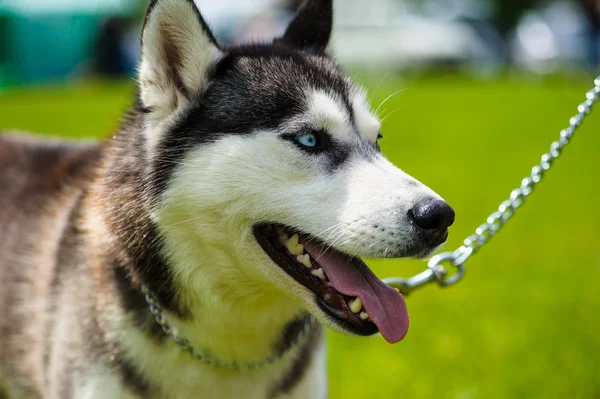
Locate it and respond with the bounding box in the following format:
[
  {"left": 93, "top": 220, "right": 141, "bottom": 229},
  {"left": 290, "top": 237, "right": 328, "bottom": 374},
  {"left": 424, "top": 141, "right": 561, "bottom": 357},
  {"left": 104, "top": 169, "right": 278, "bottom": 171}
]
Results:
[
  {"left": 141, "top": 285, "right": 316, "bottom": 370},
  {"left": 384, "top": 75, "right": 600, "bottom": 296}
]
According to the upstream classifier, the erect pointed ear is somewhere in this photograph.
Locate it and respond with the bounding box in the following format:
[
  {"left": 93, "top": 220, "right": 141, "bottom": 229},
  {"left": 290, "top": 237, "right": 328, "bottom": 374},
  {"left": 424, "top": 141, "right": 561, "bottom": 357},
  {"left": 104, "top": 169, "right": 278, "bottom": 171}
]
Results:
[
  {"left": 139, "top": 0, "right": 222, "bottom": 118},
  {"left": 277, "top": 0, "right": 333, "bottom": 53}
]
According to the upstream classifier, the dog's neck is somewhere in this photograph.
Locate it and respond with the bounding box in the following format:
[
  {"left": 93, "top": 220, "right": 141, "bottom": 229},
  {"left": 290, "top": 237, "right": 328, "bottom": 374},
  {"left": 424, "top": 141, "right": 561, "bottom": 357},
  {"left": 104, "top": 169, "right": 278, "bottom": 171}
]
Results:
[
  {"left": 151, "top": 229, "right": 310, "bottom": 364},
  {"left": 151, "top": 198, "right": 311, "bottom": 364},
  {"left": 112, "top": 235, "right": 310, "bottom": 367},
  {"left": 91, "top": 204, "right": 314, "bottom": 369},
  {"left": 87, "top": 136, "right": 311, "bottom": 366}
]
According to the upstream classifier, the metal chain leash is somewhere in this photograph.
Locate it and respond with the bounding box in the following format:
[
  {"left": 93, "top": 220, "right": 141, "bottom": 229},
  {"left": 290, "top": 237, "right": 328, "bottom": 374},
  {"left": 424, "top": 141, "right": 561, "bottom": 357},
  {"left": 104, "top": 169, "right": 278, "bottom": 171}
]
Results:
[
  {"left": 384, "top": 75, "right": 600, "bottom": 296},
  {"left": 141, "top": 285, "right": 316, "bottom": 370}
]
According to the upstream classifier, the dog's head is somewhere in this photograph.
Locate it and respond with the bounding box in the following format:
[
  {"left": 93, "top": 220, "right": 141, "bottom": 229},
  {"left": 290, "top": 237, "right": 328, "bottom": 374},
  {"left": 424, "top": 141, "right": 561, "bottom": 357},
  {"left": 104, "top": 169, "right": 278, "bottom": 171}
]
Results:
[{"left": 139, "top": 0, "right": 454, "bottom": 343}]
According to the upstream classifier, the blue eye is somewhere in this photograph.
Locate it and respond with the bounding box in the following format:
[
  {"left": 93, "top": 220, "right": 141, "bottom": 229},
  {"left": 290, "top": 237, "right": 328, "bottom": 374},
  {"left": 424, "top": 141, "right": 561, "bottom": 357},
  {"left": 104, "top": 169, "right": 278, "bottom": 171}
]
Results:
[
  {"left": 287, "top": 129, "right": 330, "bottom": 152},
  {"left": 296, "top": 132, "right": 318, "bottom": 148}
]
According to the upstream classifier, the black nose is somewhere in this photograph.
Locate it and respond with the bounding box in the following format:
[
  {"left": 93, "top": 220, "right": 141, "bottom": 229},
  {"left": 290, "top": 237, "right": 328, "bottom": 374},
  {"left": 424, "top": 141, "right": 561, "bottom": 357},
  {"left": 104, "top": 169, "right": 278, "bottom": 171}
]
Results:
[{"left": 409, "top": 199, "right": 455, "bottom": 233}]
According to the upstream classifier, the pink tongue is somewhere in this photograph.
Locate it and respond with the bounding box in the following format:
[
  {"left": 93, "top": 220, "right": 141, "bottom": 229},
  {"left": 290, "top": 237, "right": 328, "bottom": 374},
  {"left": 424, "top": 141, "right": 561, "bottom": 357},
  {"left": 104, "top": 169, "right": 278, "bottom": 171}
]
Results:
[{"left": 303, "top": 241, "right": 409, "bottom": 343}]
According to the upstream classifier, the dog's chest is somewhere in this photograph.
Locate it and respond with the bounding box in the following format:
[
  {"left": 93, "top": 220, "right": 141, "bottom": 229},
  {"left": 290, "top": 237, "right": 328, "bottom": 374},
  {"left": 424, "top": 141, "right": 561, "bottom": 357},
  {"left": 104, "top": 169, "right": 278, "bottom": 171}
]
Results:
[{"left": 77, "top": 346, "right": 327, "bottom": 399}]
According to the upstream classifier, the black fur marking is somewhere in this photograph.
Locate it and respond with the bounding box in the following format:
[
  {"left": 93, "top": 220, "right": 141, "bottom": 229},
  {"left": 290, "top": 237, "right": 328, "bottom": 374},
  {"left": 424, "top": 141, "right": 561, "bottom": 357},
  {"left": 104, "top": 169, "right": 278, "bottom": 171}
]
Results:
[
  {"left": 278, "top": 0, "right": 333, "bottom": 54},
  {"left": 128, "top": 213, "right": 186, "bottom": 320},
  {"left": 102, "top": 115, "right": 188, "bottom": 320},
  {"left": 341, "top": 96, "right": 356, "bottom": 126},
  {"left": 325, "top": 141, "right": 352, "bottom": 170},
  {"left": 269, "top": 323, "right": 323, "bottom": 398},
  {"left": 274, "top": 314, "right": 314, "bottom": 355},
  {"left": 113, "top": 261, "right": 166, "bottom": 341},
  {"left": 116, "top": 353, "right": 155, "bottom": 397},
  {"left": 310, "top": 139, "right": 379, "bottom": 172}
]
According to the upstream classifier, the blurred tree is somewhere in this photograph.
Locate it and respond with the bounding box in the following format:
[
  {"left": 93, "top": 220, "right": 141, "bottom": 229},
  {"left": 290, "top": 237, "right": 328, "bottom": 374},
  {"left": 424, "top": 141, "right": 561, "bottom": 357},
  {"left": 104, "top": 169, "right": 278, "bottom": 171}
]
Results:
[
  {"left": 581, "top": 0, "right": 600, "bottom": 69},
  {"left": 400, "top": 0, "right": 538, "bottom": 37},
  {"left": 491, "top": 0, "right": 538, "bottom": 36}
]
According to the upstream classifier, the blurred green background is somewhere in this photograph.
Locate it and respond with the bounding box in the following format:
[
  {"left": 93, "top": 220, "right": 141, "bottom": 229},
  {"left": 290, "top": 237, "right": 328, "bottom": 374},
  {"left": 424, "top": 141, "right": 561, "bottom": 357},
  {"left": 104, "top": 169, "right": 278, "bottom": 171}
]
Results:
[{"left": 1, "top": 73, "right": 598, "bottom": 398}]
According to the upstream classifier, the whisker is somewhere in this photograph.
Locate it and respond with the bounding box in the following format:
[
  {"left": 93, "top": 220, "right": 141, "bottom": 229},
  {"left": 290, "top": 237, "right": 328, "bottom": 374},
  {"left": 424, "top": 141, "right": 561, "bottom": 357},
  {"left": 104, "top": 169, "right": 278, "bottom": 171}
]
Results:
[
  {"left": 302, "top": 224, "right": 343, "bottom": 248},
  {"left": 380, "top": 108, "right": 402, "bottom": 125},
  {"left": 375, "top": 88, "right": 406, "bottom": 116},
  {"left": 371, "top": 74, "right": 389, "bottom": 102},
  {"left": 316, "top": 229, "right": 348, "bottom": 260}
]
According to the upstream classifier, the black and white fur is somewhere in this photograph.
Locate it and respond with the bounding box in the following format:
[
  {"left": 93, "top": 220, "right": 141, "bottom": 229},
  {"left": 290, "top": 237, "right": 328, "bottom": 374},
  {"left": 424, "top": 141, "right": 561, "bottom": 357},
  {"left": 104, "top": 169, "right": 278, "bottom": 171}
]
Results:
[{"left": 0, "top": 1, "right": 454, "bottom": 398}]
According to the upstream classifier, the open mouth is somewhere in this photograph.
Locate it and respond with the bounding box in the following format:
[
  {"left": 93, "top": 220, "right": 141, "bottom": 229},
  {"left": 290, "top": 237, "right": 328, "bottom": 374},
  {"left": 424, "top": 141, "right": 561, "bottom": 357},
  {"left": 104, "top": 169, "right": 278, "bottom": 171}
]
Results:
[{"left": 253, "top": 223, "right": 409, "bottom": 343}]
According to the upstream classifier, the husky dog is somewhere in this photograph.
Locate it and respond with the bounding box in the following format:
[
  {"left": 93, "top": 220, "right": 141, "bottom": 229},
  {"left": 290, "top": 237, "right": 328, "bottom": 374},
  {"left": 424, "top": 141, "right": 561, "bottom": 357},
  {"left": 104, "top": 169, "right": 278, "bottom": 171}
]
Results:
[{"left": 0, "top": 0, "right": 454, "bottom": 398}]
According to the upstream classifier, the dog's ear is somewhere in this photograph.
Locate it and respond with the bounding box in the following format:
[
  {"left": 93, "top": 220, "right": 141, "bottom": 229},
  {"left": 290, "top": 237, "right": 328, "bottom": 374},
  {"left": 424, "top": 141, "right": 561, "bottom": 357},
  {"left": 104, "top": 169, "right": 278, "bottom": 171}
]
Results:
[
  {"left": 139, "top": 0, "right": 222, "bottom": 119},
  {"left": 277, "top": 0, "right": 333, "bottom": 53}
]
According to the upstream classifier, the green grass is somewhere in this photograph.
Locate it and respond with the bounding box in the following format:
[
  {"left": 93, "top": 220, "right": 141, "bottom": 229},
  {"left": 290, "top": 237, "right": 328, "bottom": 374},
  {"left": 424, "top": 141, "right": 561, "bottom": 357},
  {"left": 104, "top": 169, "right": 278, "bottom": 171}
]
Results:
[{"left": 2, "top": 74, "right": 599, "bottom": 398}]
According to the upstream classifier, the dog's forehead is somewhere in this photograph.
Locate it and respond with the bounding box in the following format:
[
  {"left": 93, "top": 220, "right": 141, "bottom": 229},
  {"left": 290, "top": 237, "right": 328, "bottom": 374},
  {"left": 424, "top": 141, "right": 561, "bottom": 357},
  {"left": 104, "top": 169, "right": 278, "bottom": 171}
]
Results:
[
  {"left": 219, "top": 52, "right": 380, "bottom": 141},
  {"left": 231, "top": 53, "right": 349, "bottom": 99}
]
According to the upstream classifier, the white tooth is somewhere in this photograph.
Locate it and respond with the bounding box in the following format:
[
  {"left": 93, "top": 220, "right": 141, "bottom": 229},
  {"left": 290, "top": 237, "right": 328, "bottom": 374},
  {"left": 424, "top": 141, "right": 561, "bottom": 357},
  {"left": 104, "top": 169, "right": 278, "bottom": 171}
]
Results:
[
  {"left": 285, "top": 234, "right": 304, "bottom": 255},
  {"left": 297, "top": 254, "right": 311, "bottom": 268},
  {"left": 293, "top": 244, "right": 305, "bottom": 255},
  {"left": 348, "top": 297, "right": 362, "bottom": 313},
  {"left": 286, "top": 234, "right": 299, "bottom": 247},
  {"left": 311, "top": 268, "right": 326, "bottom": 280},
  {"left": 279, "top": 233, "right": 289, "bottom": 243},
  {"left": 359, "top": 311, "right": 369, "bottom": 320}
]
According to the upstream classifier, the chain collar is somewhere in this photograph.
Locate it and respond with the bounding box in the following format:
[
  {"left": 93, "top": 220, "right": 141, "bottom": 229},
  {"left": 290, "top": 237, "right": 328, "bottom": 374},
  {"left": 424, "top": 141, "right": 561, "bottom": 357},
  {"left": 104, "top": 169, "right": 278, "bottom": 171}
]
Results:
[{"left": 140, "top": 285, "right": 316, "bottom": 371}]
